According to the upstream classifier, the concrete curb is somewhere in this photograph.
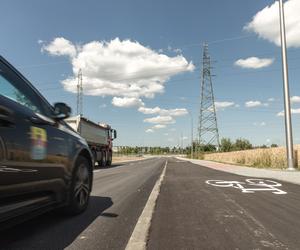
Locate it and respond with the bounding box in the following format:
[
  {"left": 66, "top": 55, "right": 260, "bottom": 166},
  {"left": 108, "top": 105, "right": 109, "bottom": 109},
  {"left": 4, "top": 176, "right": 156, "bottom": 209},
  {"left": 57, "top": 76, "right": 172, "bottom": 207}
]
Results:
[{"left": 125, "top": 160, "right": 168, "bottom": 250}]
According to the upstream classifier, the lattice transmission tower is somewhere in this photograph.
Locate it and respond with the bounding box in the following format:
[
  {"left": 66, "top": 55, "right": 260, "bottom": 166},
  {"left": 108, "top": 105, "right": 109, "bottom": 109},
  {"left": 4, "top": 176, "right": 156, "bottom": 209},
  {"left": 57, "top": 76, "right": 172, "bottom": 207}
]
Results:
[
  {"left": 77, "top": 69, "right": 83, "bottom": 116},
  {"left": 198, "top": 44, "right": 220, "bottom": 149}
]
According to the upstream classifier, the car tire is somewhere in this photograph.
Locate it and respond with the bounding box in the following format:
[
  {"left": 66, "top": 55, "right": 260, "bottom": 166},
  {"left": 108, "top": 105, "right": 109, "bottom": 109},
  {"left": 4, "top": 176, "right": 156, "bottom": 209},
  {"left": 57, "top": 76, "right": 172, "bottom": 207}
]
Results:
[{"left": 64, "top": 156, "right": 92, "bottom": 215}]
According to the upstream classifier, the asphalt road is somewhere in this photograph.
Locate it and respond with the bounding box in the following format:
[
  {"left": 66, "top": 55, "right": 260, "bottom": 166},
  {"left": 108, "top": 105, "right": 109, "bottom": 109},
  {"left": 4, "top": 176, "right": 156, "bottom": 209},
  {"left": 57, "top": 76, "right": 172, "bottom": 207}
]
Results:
[
  {"left": 148, "top": 158, "right": 300, "bottom": 250},
  {"left": 2, "top": 157, "right": 300, "bottom": 250},
  {"left": 0, "top": 157, "right": 165, "bottom": 250}
]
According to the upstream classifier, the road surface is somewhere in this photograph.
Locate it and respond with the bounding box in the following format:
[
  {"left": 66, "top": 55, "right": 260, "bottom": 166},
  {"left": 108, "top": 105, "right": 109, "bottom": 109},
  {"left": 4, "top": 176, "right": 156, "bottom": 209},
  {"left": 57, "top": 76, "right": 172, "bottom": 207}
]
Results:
[
  {"left": 0, "top": 158, "right": 165, "bottom": 250},
  {"left": 148, "top": 158, "right": 300, "bottom": 250},
  {"left": 1, "top": 157, "right": 300, "bottom": 250}
]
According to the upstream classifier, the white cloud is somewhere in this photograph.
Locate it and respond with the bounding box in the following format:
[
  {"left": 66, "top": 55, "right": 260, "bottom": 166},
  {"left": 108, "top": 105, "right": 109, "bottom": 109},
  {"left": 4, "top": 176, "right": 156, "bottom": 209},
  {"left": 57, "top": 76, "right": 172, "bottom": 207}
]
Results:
[
  {"left": 43, "top": 38, "right": 194, "bottom": 101},
  {"left": 153, "top": 124, "right": 167, "bottom": 129},
  {"left": 245, "top": 100, "right": 268, "bottom": 108},
  {"left": 277, "top": 109, "right": 300, "bottom": 116},
  {"left": 42, "top": 37, "right": 76, "bottom": 58},
  {"left": 215, "top": 101, "right": 235, "bottom": 110},
  {"left": 144, "top": 115, "right": 175, "bottom": 125},
  {"left": 245, "top": 0, "right": 300, "bottom": 48},
  {"left": 235, "top": 57, "right": 274, "bottom": 69},
  {"left": 111, "top": 97, "right": 144, "bottom": 108},
  {"left": 291, "top": 96, "right": 300, "bottom": 103},
  {"left": 174, "top": 48, "right": 182, "bottom": 54},
  {"left": 164, "top": 133, "right": 169, "bottom": 136},
  {"left": 145, "top": 129, "right": 154, "bottom": 133},
  {"left": 138, "top": 106, "right": 188, "bottom": 117},
  {"left": 182, "top": 136, "right": 188, "bottom": 140},
  {"left": 268, "top": 98, "right": 275, "bottom": 102},
  {"left": 254, "top": 122, "right": 266, "bottom": 127}
]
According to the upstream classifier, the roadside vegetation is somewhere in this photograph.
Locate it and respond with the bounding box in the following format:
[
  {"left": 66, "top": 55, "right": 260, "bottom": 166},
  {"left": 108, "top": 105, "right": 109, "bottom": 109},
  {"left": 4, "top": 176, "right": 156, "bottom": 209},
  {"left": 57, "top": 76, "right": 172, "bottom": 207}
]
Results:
[{"left": 189, "top": 137, "right": 298, "bottom": 169}]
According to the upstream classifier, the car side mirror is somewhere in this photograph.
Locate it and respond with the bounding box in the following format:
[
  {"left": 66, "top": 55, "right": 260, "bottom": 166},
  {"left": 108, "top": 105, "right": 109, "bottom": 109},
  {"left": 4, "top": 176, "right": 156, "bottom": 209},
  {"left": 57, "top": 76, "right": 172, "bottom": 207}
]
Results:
[{"left": 53, "top": 102, "right": 71, "bottom": 120}]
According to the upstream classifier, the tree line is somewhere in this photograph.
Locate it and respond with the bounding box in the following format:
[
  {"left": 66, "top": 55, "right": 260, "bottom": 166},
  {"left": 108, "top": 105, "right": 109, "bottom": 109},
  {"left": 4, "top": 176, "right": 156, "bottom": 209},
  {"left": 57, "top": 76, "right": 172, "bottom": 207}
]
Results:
[
  {"left": 114, "top": 138, "right": 278, "bottom": 156},
  {"left": 193, "top": 138, "right": 278, "bottom": 153}
]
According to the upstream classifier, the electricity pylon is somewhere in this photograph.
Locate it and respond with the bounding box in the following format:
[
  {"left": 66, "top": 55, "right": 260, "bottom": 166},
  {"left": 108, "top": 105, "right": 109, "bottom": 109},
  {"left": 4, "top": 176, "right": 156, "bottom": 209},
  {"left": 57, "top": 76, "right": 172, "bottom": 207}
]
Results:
[
  {"left": 198, "top": 44, "right": 220, "bottom": 150},
  {"left": 77, "top": 69, "right": 83, "bottom": 116}
]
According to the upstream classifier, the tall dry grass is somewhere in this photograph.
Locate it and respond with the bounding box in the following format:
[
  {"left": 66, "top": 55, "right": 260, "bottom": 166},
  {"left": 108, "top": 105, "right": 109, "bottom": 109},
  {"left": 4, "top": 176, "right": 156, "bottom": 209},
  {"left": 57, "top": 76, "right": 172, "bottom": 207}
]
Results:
[{"left": 204, "top": 145, "right": 300, "bottom": 169}]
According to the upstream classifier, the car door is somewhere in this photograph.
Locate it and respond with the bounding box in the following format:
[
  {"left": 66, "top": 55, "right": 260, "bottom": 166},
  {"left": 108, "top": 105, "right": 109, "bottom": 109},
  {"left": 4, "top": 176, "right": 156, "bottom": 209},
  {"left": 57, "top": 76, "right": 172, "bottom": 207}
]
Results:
[{"left": 0, "top": 58, "right": 68, "bottom": 202}]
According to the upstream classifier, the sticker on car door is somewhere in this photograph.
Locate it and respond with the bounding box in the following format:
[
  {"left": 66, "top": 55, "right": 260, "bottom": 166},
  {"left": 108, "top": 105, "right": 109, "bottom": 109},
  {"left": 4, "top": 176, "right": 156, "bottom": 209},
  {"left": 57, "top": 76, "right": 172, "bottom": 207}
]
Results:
[{"left": 31, "top": 126, "right": 47, "bottom": 160}]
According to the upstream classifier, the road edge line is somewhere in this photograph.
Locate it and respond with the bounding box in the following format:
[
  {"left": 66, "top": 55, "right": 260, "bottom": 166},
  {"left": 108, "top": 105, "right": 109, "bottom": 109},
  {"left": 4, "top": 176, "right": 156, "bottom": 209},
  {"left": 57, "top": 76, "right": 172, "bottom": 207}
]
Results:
[{"left": 125, "top": 160, "right": 168, "bottom": 250}]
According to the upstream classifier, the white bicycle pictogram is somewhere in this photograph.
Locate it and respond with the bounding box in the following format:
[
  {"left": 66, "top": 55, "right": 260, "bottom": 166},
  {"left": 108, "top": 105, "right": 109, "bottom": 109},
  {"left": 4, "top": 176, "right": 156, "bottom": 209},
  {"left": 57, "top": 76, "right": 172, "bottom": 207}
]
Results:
[{"left": 206, "top": 179, "right": 287, "bottom": 194}]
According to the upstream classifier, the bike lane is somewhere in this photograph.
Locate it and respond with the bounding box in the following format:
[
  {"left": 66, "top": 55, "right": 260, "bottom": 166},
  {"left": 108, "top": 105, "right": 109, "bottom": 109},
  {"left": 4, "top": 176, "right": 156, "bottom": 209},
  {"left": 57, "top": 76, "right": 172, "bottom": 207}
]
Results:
[{"left": 147, "top": 158, "right": 300, "bottom": 250}]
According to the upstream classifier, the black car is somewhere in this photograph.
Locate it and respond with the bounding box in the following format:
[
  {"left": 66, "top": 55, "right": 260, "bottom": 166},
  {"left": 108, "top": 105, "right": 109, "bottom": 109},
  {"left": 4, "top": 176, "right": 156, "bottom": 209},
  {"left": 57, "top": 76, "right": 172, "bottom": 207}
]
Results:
[{"left": 0, "top": 56, "right": 94, "bottom": 228}]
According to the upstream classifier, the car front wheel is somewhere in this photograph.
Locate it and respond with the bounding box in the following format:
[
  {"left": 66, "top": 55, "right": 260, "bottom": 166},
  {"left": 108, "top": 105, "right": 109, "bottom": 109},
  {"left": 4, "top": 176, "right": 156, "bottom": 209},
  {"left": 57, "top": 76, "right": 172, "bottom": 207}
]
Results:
[{"left": 64, "top": 156, "right": 92, "bottom": 215}]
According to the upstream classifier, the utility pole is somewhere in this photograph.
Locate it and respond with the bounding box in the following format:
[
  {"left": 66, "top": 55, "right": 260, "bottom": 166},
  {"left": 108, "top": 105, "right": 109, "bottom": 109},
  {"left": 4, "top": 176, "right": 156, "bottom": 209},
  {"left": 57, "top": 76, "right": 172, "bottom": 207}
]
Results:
[
  {"left": 276, "top": 0, "right": 295, "bottom": 170},
  {"left": 77, "top": 69, "right": 83, "bottom": 116},
  {"left": 198, "top": 44, "right": 220, "bottom": 150},
  {"left": 188, "top": 111, "right": 194, "bottom": 158}
]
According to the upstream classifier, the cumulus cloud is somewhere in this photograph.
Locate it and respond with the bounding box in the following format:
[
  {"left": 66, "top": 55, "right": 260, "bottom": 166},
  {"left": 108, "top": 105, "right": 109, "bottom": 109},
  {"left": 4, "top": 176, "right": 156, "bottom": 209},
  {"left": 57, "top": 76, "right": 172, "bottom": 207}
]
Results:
[
  {"left": 245, "top": 0, "right": 300, "bottom": 48},
  {"left": 277, "top": 109, "right": 300, "bottom": 116},
  {"left": 291, "top": 96, "right": 300, "bottom": 103},
  {"left": 215, "top": 101, "right": 235, "bottom": 110},
  {"left": 138, "top": 106, "right": 188, "bottom": 116},
  {"left": 144, "top": 115, "right": 175, "bottom": 125},
  {"left": 145, "top": 124, "right": 167, "bottom": 134},
  {"left": 235, "top": 57, "right": 274, "bottom": 69},
  {"left": 153, "top": 124, "right": 167, "bottom": 129},
  {"left": 111, "top": 97, "right": 144, "bottom": 108},
  {"left": 42, "top": 37, "right": 194, "bottom": 100},
  {"left": 42, "top": 37, "right": 76, "bottom": 58},
  {"left": 268, "top": 97, "right": 275, "bottom": 102},
  {"left": 245, "top": 100, "right": 268, "bottom": 108}
]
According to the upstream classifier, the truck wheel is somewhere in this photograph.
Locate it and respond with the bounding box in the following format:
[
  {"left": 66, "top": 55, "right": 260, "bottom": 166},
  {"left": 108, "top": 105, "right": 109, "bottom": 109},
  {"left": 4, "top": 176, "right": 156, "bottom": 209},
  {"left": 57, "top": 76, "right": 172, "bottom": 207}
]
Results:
[
  {"left": 101, "top": 151, "right": 107, "bottom": 167},
  {"left": 64, "top": 156, "right": 92, "bottom": 215},
  {"left": 107, "top": 152, "right": 112, "bottom": 166}
]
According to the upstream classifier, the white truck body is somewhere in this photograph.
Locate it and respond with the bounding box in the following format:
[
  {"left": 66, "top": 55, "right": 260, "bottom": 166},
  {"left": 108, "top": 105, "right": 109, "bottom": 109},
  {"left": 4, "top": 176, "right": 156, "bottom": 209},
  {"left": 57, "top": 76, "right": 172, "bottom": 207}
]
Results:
[{"left": 65, "top": 115, "right": 109, "bottom": 146}]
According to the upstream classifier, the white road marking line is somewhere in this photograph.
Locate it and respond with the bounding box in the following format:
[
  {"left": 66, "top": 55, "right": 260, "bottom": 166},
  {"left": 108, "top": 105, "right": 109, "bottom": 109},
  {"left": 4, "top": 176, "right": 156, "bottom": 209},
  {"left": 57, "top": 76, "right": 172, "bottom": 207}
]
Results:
[
  {"left": 125, "top": 160, "right": 168, "bottom": 250},
  {"left": 93, "top": 169, "right": 101, "bottom": 173}
]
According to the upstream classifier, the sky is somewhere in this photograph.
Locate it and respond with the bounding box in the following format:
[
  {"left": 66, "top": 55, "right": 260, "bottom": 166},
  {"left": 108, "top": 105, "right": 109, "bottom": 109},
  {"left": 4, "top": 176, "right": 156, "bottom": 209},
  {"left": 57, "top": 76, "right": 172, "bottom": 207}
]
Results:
[{"left": 1, "top": 0, "right": 300, "bottom": 147}]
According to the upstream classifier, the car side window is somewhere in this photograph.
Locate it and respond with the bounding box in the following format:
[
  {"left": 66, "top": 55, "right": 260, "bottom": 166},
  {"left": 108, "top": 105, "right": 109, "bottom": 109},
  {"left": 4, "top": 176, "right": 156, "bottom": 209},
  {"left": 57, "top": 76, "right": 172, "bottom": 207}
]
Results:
[
  {"left": 0, "top": 74, "right": 41, "bottom": 113},
  {"left": 0, "top": 61, "right": 48, "bottom": 115}
]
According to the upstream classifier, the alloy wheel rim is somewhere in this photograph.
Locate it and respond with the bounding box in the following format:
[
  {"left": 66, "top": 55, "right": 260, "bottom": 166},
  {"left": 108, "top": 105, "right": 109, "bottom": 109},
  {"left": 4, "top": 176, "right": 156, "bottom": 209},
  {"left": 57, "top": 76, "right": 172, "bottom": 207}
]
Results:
[{"left": 74, "top": 164, "right": 90, "bottom": 206}]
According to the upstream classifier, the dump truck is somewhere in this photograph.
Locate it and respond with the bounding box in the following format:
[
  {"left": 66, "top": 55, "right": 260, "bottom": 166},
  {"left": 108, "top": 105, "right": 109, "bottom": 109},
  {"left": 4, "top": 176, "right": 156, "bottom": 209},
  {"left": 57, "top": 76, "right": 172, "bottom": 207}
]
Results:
[{"left": 65, "top": 115, "right": 117, "bottom": 167}]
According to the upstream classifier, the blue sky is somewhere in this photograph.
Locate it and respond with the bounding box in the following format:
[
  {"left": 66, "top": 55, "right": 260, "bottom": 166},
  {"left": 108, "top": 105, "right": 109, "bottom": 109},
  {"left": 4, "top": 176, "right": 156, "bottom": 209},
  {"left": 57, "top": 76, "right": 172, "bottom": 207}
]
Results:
[{"left": 1, "top": 0, "right": 300, "bottom": 147}]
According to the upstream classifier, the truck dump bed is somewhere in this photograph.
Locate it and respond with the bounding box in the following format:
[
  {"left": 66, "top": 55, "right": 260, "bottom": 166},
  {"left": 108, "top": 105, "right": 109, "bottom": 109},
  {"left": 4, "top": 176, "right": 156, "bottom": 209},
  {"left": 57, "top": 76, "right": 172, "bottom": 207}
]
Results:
[{"left": 65, "top": 115, "right": 109, "bottom": 146}]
